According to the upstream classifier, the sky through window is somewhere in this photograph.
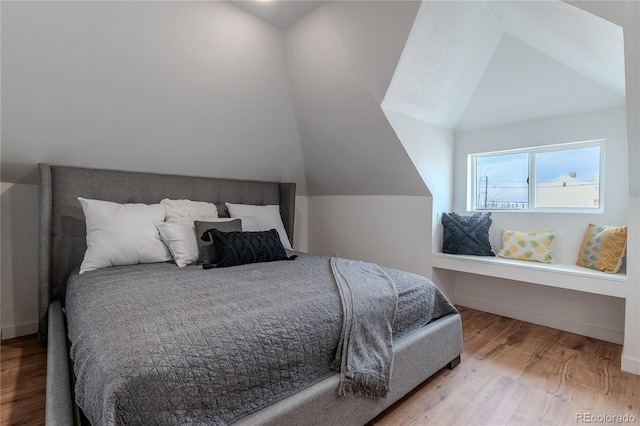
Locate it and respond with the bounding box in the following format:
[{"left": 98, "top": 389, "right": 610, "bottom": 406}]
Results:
[{"left": 473, "top": 145, "right": 601, "bottom": 209}]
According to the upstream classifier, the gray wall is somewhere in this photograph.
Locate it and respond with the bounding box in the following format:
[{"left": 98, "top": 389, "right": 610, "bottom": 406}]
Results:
[{"left": 1, "top": 1, "right": 306, "bottom": 190}]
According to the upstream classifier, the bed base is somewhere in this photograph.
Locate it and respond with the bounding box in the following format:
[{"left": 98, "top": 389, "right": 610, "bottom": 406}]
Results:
[{"left": 46, "top": 304, "right": 462, "bottom": 425}]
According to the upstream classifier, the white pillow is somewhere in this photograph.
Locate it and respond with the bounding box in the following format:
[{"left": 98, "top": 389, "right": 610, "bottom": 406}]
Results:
[
  {"left": 225, "top": 203, "right": 292, "bottom": 250},
  {"left": 160, "top": 198, "right": 218, "bottom": 222},
  {"left": 238, "top": 216, "right": 260, "bottom": 232},
  {"left": 78, "top": 198, "right": 172, "bottom": 274},
  {"left": 157, "top": 221, "right": 198, "bottom": 267}
]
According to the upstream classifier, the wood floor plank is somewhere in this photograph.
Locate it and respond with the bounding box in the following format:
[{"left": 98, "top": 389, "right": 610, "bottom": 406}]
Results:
[
  {"left": 454, "top": 376, "right": 530, "bottom": 425},
  {"left": 2, "top": 307, "right": 639, "bottom": 426},
  {"left": 1, "top": 339, "right": 46, "bottom": 362},
  {"left": 1, "top": 336, "right": 46, "bottom": 426}
]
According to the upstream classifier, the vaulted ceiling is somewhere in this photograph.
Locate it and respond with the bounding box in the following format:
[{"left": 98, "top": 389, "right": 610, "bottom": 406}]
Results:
[
  {"left": 383, "top": 0, "right": 626, "bottom": 131},
  {"left": 234, "top": 1, "right": 626, "bottom": 134},
  {"left": 1, "top": 1, "right": 629, "bottom": 199},
  {"left": 234, "top": 0, "right": 626, "bottom": 196},
  {"left": 230, "top": 1, "right": 329, "bottom": 30}
]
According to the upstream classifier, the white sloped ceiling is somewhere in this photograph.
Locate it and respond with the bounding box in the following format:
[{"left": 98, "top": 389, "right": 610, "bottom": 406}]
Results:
[
  {"left": 285, "top": 1, "right": 428, "bottom": 196},
  {"left": 456, "top": 33, "right": 626, "bottom": 131},
  {"left": 485, "top": 0, "right": 625, "bottom": 97},
  {"left": 384, "top": 0, "right": 625, "bottom": 132},
  {"left": 383, "top": 1, "right": 504, "bottom": 129}
]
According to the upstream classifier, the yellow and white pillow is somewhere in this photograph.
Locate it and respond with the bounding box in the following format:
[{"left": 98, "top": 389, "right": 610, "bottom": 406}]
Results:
[
  {"left": 497, "top": 229, "right": 555, "bottom": 263},
  {"left": 576, "top": 224, "right": 627, "bottom": 273}
]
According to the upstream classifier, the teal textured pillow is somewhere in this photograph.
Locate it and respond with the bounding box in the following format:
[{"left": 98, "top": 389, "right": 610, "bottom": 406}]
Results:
[{"left": 441, "top": 212, "right": 494, "bottom": 256}]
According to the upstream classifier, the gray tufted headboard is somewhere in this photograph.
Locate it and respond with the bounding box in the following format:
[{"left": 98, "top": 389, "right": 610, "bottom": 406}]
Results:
[{"left": 38, "top": 164, "right": 295, "bottom": 340}]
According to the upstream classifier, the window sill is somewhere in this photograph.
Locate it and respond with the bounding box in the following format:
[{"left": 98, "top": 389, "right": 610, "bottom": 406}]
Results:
[{"left": 432, "top": 252, "right": 628, "bottom": 299}]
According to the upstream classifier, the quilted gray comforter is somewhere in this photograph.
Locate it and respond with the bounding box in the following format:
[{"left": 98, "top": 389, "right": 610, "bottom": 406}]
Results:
[{"left": 65, "top": 253, "right": 456, "bottom": 425}]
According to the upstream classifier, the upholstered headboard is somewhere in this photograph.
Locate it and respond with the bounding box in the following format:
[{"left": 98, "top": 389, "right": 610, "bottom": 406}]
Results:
[{"left": 38, "top": 164, "right": 295, "bottom": 340}]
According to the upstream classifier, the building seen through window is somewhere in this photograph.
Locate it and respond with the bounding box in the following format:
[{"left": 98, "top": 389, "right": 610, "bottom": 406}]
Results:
[{"left": 471, "top": 142, "right": 602, "bottom": 211}]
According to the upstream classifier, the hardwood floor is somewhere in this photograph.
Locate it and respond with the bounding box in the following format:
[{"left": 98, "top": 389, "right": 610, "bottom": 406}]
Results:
[
  {"left": 1, "top": 307, "right": 638, "bottom": 426},
  {"left": 1, "top": 334, "right": 47, "bottom": 426},
  {"left": 371, "top": 306, "right": 640, "bottom": 425}
]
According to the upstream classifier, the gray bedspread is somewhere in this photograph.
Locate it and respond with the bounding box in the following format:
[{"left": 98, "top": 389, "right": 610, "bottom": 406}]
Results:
[{"left": 65, "top": 253, "right": 457, "bottom": 425}]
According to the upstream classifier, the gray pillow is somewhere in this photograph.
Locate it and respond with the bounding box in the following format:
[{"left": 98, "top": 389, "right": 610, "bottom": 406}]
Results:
[
  {"left": 441, "top": 212, "right": 494, "bottom": 256},
  {"left": 194, "top": 219, "right": 242, "bottom": 264}
]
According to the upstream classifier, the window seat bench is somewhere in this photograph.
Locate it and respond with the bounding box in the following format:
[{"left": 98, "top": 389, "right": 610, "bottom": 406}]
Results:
[{"left": 432, "top": 252, "right": 628, "bottom": 299}]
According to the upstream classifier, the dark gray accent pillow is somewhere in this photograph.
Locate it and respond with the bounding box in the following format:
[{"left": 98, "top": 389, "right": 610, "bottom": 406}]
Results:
[
  {"left": 202, "top": 228, "right": 296, "bottom": 268},
  {"left": 194, "top": 219, "right": 242, "bottom": 264},
  {"left": 441, "top": 212, "right": 494, "bottom": 256}
]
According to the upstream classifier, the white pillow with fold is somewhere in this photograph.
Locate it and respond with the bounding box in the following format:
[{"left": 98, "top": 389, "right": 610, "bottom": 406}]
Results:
[
  {"left": 78, "top": 197, "right": 172, "bottom": 274},
  {"left": 225, "top": 203, "right": 292, "bottom": 250},
  {"left": 160, "top": 198, "right": 218, "bottom": 222},
  {"left": 157, "top": 221, "right": 198, "bottom": 267}
]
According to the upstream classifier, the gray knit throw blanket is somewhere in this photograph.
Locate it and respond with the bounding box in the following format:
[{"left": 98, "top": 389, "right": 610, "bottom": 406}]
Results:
[{"left": 331, "top": 257, "right": 398, "bottom": 398}]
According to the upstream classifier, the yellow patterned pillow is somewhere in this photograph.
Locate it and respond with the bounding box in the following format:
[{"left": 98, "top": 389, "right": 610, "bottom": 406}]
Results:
[
  {"left": 497, "top": 229, "right": 555, "bottom": 263},
  {"left": 576, "top": 224, "right": 627, "bottom": 273}
]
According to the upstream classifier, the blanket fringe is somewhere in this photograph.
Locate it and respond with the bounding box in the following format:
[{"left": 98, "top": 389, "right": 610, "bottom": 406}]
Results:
[{"left": 337, "top": 372, "right": 390, "bottom": 398}]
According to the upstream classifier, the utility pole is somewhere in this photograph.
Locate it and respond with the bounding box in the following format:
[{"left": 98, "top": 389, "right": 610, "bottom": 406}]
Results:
[{"left": 484, "top": 176, "right": 488, "bottom": 208}]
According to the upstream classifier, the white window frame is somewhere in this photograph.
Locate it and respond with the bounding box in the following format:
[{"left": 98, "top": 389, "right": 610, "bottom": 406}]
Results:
[{"left": 467, "top": 139, "right": 605, "bottom": 213}]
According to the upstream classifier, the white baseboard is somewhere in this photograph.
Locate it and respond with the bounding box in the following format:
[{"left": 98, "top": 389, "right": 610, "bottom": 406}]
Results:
[
  {"left": 621, "top": 353, "right": 640, "bottom": 375},
  {"left": 1, "top": 321, "right": 39, "bottom": 340},
  {"left": 455, "top": 296, "right": 624, "bottom": 345}
]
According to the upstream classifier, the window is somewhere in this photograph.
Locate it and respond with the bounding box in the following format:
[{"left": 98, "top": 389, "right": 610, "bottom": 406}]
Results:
[{"left": 469, "top": 140, "right": 603, "bottom": 211}]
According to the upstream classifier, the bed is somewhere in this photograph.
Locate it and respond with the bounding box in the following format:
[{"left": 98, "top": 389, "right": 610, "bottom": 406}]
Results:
[{"left": 39, "top": 164, "right": 463, "bottom": 425}]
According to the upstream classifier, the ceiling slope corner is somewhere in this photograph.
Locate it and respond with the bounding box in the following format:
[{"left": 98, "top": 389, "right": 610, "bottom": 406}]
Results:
[
  {"left": 485, "top": 0, "right": 626, "bottom": 97},
  {"left": 455, "top": 33, "right": 626, "bottom": 131},
  {"left": 286, "top": 2, "right": 427, "bottom": 197},
  {"left": 383, "top": 0, "right": 503, "bottom": 129},
  {"left": 322, "top": 0, "right": 421, "bottom": 105}
]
